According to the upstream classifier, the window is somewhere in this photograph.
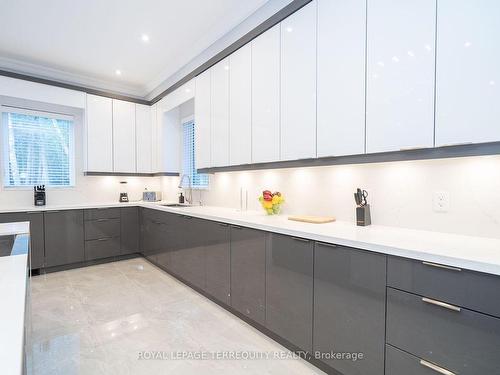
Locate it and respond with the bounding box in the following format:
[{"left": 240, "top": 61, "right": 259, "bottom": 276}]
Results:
[
  {"left": 181, "top": 120, "right": 208, "bottom": 189},
  {"left": 1, "top": 108, "right": 75, "bottom": 187}
]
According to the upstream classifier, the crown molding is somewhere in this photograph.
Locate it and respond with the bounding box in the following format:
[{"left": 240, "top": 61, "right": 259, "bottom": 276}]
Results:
[{"left": 0, "top": 55, "right": 147, "bottom": 98}]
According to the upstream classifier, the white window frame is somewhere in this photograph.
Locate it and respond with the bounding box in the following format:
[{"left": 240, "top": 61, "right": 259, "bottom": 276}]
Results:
[{"left": 1, "top": 106, "right": 76, "bottom": 189}]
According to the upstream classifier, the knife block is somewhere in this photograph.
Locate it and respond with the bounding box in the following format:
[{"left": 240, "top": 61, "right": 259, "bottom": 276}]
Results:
[{"left": 356, "top": 205, "right": 371, "bottom": 226}]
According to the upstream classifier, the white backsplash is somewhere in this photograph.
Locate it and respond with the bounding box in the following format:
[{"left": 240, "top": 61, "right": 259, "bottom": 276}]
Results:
[
  {"left": 162, "top": 155, "right": 500, "bottom": 239},
  {"left": 0, "top": 176, "right": 162, "bottom": 208}
]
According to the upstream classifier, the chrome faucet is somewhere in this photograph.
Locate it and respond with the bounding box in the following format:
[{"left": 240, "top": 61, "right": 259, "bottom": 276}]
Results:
[{"left": 178, "top": 174, "right": 192, "bottom": 204}]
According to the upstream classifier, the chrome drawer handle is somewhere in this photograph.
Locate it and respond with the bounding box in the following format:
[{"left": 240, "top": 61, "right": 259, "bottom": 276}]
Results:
[
  {"left": 422, "top": 261, "right": 462, "bottom": 272},
  {"left": 420, "top": 359, "right": 456, "bottom": 375},
  {"left": 422, "top": 297, "right": 461, "bottom": 312},
  {"left": 291, "top": 237, "right": 310, "bottom": 243},
  {"left": 318, "top": 242, "right": 337, "bottom": 248}
]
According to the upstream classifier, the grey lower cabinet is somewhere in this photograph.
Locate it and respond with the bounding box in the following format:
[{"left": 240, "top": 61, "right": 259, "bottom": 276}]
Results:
[
  {"left": 44, "top": 210, "right": 84, "bottom": 267},
  {"left": 204, "top": 221, "right": 230, "bottom": 304},
  {"left": 170, "top": 216, "right": 205, "bottom": 290},
  {"left": 387, "top": 287, "right": 500, "bottom": 375},
  {"left": 230, "top": 225, "right": 267, "bottom": 326},
  {"left": 140, "top": 208, "right": 160, "bottom": 263},
  {"left": 314, "top": 243, "right": 387, "bottom": 375},
  {"left": 385, "top": 345, "right": 438, "bottom": 375},
  {"left": 266, "top": 234, "right": 314, "bottom": 352},
  {"left": 0, "top": 211, "right": 44, "bottom": 269},
  {"left": 120, "top": 207, "right": 139, "bottom": 255}
]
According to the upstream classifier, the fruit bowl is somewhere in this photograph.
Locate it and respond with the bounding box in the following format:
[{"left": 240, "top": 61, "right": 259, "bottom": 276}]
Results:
[{"left": 258, "top": 190, "right": 284, "bottom": 215}]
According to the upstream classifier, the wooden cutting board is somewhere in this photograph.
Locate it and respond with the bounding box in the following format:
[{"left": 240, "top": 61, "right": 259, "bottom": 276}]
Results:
[{"left": 288, "top": 215, "right": 336, "bottom": 224}]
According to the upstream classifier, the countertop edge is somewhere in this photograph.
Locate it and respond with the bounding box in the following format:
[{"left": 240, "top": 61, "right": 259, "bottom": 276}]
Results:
[{"left": 1, "top": 202, "right": 499, "bottom": 276}]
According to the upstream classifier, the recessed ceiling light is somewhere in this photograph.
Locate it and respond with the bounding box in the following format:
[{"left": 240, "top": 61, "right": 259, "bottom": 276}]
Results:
[
  {"left": 141, "top": 34, "right": 150, "bottom": 43},
  {"left": 115, "top": 69, "right": 122, "bottom": 76}
]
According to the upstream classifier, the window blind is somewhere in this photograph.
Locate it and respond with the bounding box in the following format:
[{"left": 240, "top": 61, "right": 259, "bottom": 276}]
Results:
[
  {"left": 182, "top": 120, "right": 209, "bottom": 189},
  {"left": 2, "top": 108, "right": 75, "bottom": 187}
]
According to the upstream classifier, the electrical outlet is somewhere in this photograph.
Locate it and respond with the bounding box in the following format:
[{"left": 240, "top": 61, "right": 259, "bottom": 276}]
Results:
[{"left": 433, "top": 191, "right": 450, "bottom": 213}]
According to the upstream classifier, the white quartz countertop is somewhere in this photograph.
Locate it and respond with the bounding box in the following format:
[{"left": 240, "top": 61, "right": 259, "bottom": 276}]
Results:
[
  {"left": 1, "top": 202, "right": 500, "bottom": 276},
  {"left": 0, "top": 222, "right": 30, "bottom": 375},
  {"left": 142, "top": 204, "right": 500, "bottom": 277}
]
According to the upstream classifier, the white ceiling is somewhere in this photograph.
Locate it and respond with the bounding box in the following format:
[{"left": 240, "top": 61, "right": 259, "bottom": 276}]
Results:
[{"left": 0, "top": 0, "right": 269, "bottom": 98}]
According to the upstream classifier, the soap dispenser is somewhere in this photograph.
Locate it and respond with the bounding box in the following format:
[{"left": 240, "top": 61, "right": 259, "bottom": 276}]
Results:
[{"left": 179, "top": 192, "right": 185, "bottom": 204}]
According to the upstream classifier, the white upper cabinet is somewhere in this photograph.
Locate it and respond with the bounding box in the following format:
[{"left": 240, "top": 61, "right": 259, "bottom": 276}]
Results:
[
  {"left": 280, "top": 1, "right": 317, "bottom": 161},
  {"left": 195, "top": 69, "right": 212, "bottom": 170},
  {"left": 252, "top": 24, "right": 281, "bottom": 164},
  {"left": 229, "top": 44, "right": 252, "bottom": 166},
  {"left": 86, "top": 94, "right": 113, "bottom": 172},
  {"left": 435, "top": 0, "right": 500, "bottom": 146},
  {"left": 317, "top": 0, "right": 367, "bottom": 157},
  {"left": 112, "top": 99, "right": 136, "bottom": 173},
  {"left": 135, "top": 104, "right": 152, "bottom": 173},
  {"left": 366, "top": 0, "right": 436, "bottom": 153},
  {"left": 210, "top": 58, "right": 230, "bottom": 167}
]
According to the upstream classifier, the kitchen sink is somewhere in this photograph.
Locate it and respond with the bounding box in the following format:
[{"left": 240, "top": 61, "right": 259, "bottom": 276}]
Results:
[{"left": 161, "top": 203, "right": 192, "bottom": 208}]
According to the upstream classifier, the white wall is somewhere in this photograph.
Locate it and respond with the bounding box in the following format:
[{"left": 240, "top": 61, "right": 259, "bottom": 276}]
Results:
[{"left": 161, "top": 155, "right": 500, "bottom": 239}]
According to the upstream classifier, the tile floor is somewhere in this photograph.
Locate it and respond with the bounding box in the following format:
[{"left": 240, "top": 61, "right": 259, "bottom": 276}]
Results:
[{"left": 27, "top": 257, "right": 325, "bottom": 374}]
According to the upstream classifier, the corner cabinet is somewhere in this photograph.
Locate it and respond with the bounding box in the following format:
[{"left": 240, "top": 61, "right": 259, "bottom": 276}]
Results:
[
  {"left": 280, "top": 1, "right": 317, "bottom": 161},
  {"left": 85, "top": 95, "right": 155, "bottom": 174},
  {"left": 85, "top": 94, "right": 113, "bottom": 172},
  {"left": 435, "top": 0, "right": 500, "bottom": 146},
  {"left": 135, "top": 104, "right": 153, "bottom": 173},
  {"left": 366, "top": 0, "right": 437, "bottom": 153}
]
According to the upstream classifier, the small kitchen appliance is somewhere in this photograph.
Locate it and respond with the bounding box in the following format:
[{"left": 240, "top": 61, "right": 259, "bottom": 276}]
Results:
[
  {"left": 354, "top": 188, "right": 371, "bottom": 226},
  {"left": 119, "top": 181, "right": 129, "bottom": 202},
  {"left": 143, "top": 190, "right": 162, "bottom": 202},
  {"left": 34, "top": 185, "right": 46, "bottom": 206}
]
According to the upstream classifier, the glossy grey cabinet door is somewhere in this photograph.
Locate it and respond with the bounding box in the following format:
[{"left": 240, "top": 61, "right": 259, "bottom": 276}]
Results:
[
  {"left": 314, "top": 243, "right": 386, "bottom": 375},
  {"left": 85, "top": 237, "right": 121, "bottom": 261},
  {"left": 139, "top": 208, "right": 156, "bottom": 262},
  {"left": 230, "top": 226, "right": 266, "bottom": 325},
  {"left": 266, "top": 234, "right": 313, "bottom": 352},
  {"left": 120, "top": 207, "right": 139, "bottom": 255},
  {"left": 0, "top": 212, "right": 44, "bottom": 269},
  {"left": 387, "top": 287, "right": 500, "bottom": 374},
  {"left": 171, "top": 216, "right": 205, "bottom": 289},
  {"left": 386, "top": 345, "right": 438, "bottom": 375},
  {"left": 205, "top": 221, "right": 230, "bottom": 304},
  {"left": 44, "top": 210, "right": 84, "bottom": 267}
]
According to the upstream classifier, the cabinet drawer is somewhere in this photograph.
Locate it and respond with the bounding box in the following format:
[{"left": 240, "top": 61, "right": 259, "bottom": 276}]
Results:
[
  {"left": 387, "top": 288, "right": 500, "bottom": 374},
  {"left": 388, "top": 256, "right": 500, "bottom": 318},
  {"left": 84, "top": 208, "right": 121, "bottom": 221},
  {"left": 386, "top": 345, "right": 454, "bottom": 375},
  {"left": 85, "top": 237, "right": 120, "bottom": 261},
  {"left": 85, "top": 218, "right": 120, "bottom": 240}
]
